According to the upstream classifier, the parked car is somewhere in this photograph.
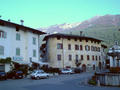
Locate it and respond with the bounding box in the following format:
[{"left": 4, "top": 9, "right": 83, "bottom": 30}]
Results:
[
  {"left": 60, "top": 68, "right": 74, "bottom": 74},
  {"left": 74, "top": 68, "right": 83, "bottom": 73},
  {"left": 30, "top": 70, "right": 50, "bottom": 79},
  {"left": 0, "top": 71, "right": 7, "bottom": 80},
  {"left": 7, "top": 70, "right": 24, "bottom": 79}
]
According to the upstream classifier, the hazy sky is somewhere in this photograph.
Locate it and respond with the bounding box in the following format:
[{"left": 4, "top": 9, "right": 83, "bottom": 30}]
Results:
[{"left": 0, "top": 0, "right": 120, "bottom": 28}]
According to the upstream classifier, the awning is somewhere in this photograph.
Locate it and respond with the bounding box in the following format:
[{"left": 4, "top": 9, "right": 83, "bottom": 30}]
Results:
[
  {"left": 31, "top": 60, "right": 48, "bottom": 65},
  {"left": 12, "top": 60, "right": 29, "bottom": 65}
]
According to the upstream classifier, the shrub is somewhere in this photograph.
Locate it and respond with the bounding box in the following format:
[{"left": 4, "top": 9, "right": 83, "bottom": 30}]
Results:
[
  {"left": 88, "top": 79, "right": 97, "bottom": 85},
  {"left": 0, "top": 57, "right": 11, "bottom": 63}
]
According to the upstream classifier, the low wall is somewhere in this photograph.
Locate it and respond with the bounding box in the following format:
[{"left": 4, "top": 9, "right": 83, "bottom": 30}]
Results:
[{"left": 95, "top": 72, "right": 120, "bottom": 86}]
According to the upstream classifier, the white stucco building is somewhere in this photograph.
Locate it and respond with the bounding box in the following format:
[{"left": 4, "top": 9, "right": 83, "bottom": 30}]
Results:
[{"left": 0, "top": 19, "right": 45, "bottom": 72}]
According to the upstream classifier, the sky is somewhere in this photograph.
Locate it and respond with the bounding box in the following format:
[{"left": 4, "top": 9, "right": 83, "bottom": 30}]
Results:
[{"left": 0, "top": 0, "right": 120, "bottom": 28}]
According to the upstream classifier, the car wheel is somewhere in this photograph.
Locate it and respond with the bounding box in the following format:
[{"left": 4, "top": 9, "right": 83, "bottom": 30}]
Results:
[
  {"left": 36, "top": 76, "right": 39, "bottom": 80},
  {"left": 47, "top": 75, "right": 49, "bottom": 78}
]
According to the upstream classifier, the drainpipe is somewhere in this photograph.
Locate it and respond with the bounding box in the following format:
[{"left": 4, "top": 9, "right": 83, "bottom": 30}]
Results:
[{"left": 62, "top": 37, "right": 64, "bottom": 68}]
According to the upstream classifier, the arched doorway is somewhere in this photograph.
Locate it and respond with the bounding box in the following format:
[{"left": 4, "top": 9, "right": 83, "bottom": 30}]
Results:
[
  {"left": 99, "top": 62, "right": 102, "bottom": 70},
  {"left": 82, "top": 64, "right": 86, "bottom": 72}
]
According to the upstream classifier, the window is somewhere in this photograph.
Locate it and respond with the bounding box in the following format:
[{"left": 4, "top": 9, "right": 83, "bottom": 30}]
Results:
[
  {"left": 68, "top": 44, "right": 71, "bottom": 50},
  {"left": 81, "top": 55, "right": 83, "bottom": 60},
  {"left": 79, "top": 39, "right": 82, "bottom": 42},
  {"left": 80, "top": 45, "right": 83, "bottom": 50},
  {"left": 99, "top": 56, "right": 101, "bottom": 60},
  {"left": 87, "top": 55, "right": 90, "bottom": 60},
  {"left": 33, "top": 49, "right": 36, "bottom": 57},
  {"left": 86, "top": 39, "right": 88, "bottom": 42},
  {"left": 76, "top": 55, "right": 78, "bottom": 60},
  {"left": 75, "top": 44, "right": 79, "bottom": 50},
  {"left": 85, "top": 45, "right": 90, "bottom": 51},
  {"left": 75, "top": 55, "right": 78, "bottom": 63},
  {"left": 95, "top": 47, "right": 97, "bottom": 51},
  {"left": 16, "top": 48, "right": 20, "bottom": 56},
  {"left": 0, "top": 31, "right": 7, "bottom": 38},
  {"left": 74, "top": 38, "right": 77, "bottom": 41},
  {"left": 68, "top": 54, "right": 72, "bottom": 61},
  {"left": 92, "top": 55, "right": 94, "bottom": 61},
  {"left": 33, "top": 37, "right": 36, "bottom": 45},
  {"left": 96, "top": 56, "right": 98, "bottom": 61},
  {"left": 16, "top": 33, "right": 20, "bottom": 40},
  {"left": 0, "top": 46, "right": 4, "bottom": 55},
  {"left": 68, "top": 38, "right": 71, "bottom": 40},
  {"left": 91, "top": 46, "right": 93, "bottom": 51},
  {"left": 57, "top": 54, "right": 61, "bottom": 61},
  {"left": 97, "top": 47, "right": 100, "bottom": 52},
  {"left": 57, "top": 37, "right": 60, "bottom": 40},
  {"left": 57, "top": 43, "right": 63, "bottom": 49}
]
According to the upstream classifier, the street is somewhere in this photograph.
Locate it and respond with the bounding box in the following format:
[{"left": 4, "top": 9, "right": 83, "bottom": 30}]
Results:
[{"left": 0, "top": 72, "right": 119, "bottom": 90}]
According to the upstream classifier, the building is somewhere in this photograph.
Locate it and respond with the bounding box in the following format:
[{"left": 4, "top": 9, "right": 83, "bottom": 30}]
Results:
[
  {"left": 41, "top": 33, "right": 107, "bottom": 72},
  {"left": 0, "top": 19, "right": 45, "bottom": 72},
  {"left": 107, "top": 41, "right": 120, "bottom": 68}
]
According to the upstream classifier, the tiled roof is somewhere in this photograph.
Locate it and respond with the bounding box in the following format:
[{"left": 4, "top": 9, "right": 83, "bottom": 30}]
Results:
[{"left": 0, "top": 19, "right": 46, "bottom": 34}]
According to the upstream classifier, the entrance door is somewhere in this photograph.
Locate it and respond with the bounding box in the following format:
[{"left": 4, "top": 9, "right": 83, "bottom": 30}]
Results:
[
  {"left": 99, "top": 62, "right": 102, "bottom": 70},
  {"left": 82, "top": 64, "right": 86, "bottom": 72}
]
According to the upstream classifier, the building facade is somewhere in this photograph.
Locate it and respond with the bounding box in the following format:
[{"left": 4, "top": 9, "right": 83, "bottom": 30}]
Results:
[
  {"left": 42, "top": 33, "right": 107, "bottom": 72},
  {"left": 0, "top": 19, "right": 45, "bottom": 72}
]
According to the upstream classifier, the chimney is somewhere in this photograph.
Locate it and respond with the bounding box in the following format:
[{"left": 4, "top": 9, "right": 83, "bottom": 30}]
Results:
[
  {"left": 80, "top": 31, "right": 83, "bottom": 36},
  {"left": 8, "top": 19, "right": 10, "bottom": 22},
  {"left": 20, "top": 20, "right": 24, "bottom": 25}
]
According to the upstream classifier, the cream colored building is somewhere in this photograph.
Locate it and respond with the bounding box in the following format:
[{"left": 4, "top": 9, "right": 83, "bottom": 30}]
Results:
[{"left": 42, "top": 33, "right": 107, "bottom": 72}]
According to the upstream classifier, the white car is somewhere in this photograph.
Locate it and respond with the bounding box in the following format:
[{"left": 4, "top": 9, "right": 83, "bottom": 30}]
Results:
[
  {"left": 30, "top": 70, "right": 50, "bottom": 79},
  {"left": 61, "top": 68, "right": 74, "bottom": 74}
]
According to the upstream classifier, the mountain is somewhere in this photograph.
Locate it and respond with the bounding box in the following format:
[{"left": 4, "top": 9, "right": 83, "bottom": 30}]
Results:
[
  {"left": 39, "top": 14, "right": 120, "bottom": 49},
  {"left": 71, "top": 14, "right": 120, "bottom": 31},
  {"left": 38, "top": 22, "right": 81, "bottom": 33}
]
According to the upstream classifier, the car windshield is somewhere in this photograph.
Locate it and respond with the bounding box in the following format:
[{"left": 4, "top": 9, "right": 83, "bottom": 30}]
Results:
[
  {"left": 16, "top": 71, "right": 23, "bottom": 73},
  {"left": 0, "top": 72, "right": 5, "bottom": 74},
  {"left": 63, "top": 69, "right": 69, "bottom": 71}
]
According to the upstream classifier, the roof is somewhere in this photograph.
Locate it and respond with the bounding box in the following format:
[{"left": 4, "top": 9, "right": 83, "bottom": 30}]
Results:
[
  {"left": 43, "top": 33, "right": 102, "bottom": 42},
  {"left": 0, "top": 19, "right": 46, "bottom": 34},
  {"left": 101, "top": 44, "right": 107, "bottom": 48}
]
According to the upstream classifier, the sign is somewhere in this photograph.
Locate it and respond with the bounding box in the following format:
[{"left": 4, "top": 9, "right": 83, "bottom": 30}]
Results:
[{"left": 13, "top": 56, "right": 24, "bottom": 61}]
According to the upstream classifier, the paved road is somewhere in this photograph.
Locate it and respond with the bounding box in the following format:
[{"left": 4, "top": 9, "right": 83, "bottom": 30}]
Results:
[{"left": 0, "top": 72, "right": 119, "bottom": 90}]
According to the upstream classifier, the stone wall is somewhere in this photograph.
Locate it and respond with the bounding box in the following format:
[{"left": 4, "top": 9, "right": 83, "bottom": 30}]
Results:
[{"left": 95, "top": 72, "right": 120, "bottom": 86}]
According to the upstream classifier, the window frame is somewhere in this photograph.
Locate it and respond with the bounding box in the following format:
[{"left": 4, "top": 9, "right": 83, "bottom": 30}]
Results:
[
  {"left": 33, "top": 49, "right": 36, "bottom": 57},
  {"left": 57, "top": 43, "right": 63, "bottom": 49},
  {"left": 57, "top": 54, "right": 61, "bottom": 61},
  {"left": 16, "top": 33, "right": 20, "bottom": 41},
  {"left": 33, "top": 37, "right": 36, "bottom": 45},
  {"left": 68, "top": 54, "right": 72, "bottom": 61},
  {"left": 0, "top": 46, "right": 4, "bottom": 55},
  {"left": 16, "top": 48, "right": 20, "bottom": 56}
]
